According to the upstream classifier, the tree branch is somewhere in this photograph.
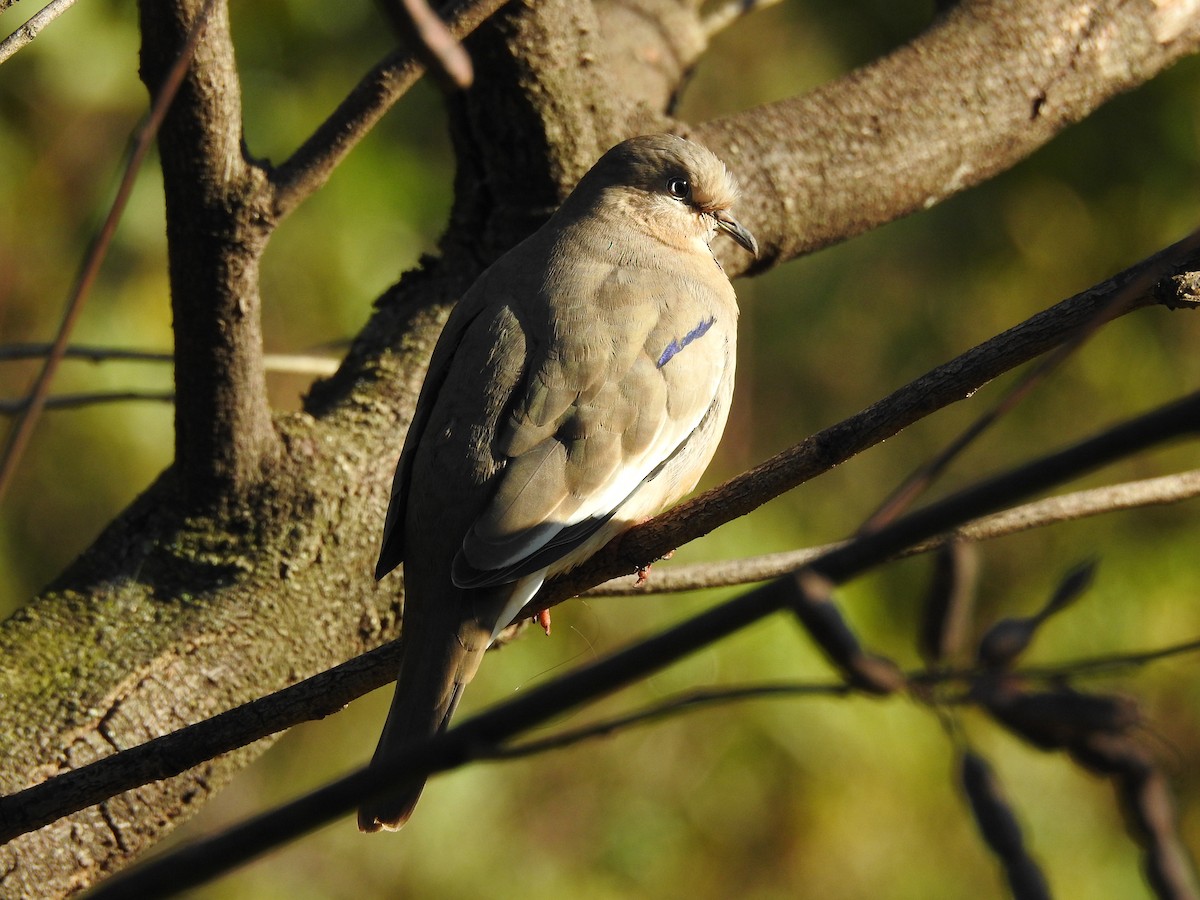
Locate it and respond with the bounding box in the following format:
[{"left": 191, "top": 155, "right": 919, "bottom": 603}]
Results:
[
  {"left": 584, "top": 469, "right": 1200, "bottom": 596},
  {"left": 0, "top": 0, "right": 77, "bottom": 65},
  {"left": 268, "top": 0, "right": 509, "bottom": 221},
  {"left": 5, "top": 399, "right": 1197, "bottom": 852},
  {"left": 5, "top": 2, "right": 1200, "bottom": 891},
  {"left": 0, "top": 342, "right": 340, "bottom": 375},
  {"left": 0, "top": 391, "right": 174, "bottom": 414},
  {"left": 537, "top": 236, "right": 1200, "bottom": 611},
  {"left": 138, "top": 0, "right": 279, "bottom": 500},
  {"left": 694, "top": 0, "right": 1200, "bottom": 277}
]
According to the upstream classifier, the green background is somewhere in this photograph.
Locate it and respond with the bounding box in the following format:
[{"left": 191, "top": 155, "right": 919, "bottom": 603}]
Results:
[{"left": 1, "top": 1, "right": 1198, "bottom": 897}]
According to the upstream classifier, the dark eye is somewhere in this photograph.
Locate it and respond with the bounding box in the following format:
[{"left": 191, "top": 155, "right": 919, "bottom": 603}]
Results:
[{"left": 666, "top": 176, "right": 690, "bottom": 200}]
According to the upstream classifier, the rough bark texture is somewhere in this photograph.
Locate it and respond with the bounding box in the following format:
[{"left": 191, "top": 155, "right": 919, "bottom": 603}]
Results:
[{"left": 1, "top": 0, "right": 1198, "bottom": 895}]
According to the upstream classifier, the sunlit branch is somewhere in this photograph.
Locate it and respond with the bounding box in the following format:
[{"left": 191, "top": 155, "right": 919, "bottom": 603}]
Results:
[
  {"left": 540, "top": 241, "right": 1200, "bottom": 610},
  {"left": 585, "top": 470, "right": 1200, "bottom": 596},
  {"left": 0, "top": 343, "right": 339, "bottom": 376},
  {"left": 377, "top": 0, "right": 472, "bottom": 90},
  {"left": 0, "top": 0, "right": 78, "bottom": 65},
  {"left": 860, "top": 227, "right": 1200, "bottom": 533}
]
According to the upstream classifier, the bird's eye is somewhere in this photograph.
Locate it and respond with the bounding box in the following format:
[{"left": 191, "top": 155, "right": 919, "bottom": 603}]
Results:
[{"left": 666, "top": 176, "right": 690, "bottom": 200}]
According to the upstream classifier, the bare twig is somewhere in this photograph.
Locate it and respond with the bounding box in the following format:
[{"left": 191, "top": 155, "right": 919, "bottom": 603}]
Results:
[
  {"left": 0, "top": 391, "right": 174, "bottom": 414},
  {"left": 0, "top": 0, "right": 218, "bottom": 505},
  {"left": 376, "top": 0, "right": 473, "bottom": 90},
  {"left": 0, "top": 344, "right": 174, "bottom": 364},
  {"left": 860, "top": 227, "right": 1200, "bottom": 534},
  {"left": 262, "top": 353, "right": 340, "bottom": 376},
  {"left": 269, "top": 0, "right": 507, "bottom": 219},
  {"left": 585, "top": 470, "right": 1200, "bottom": 595},
  {"left": 486, "top": 680, "right": 854, "bottom": 758},
  {"left": 0, "top": 343, "right": 341, "bottom": 376},
  {"left": 0, "top": 0, "right": 77, "bottom": 65}
]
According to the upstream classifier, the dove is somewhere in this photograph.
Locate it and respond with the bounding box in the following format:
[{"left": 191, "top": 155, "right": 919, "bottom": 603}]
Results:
[{"left": 359, "top": 133, "right": 758, "bottom": 831}]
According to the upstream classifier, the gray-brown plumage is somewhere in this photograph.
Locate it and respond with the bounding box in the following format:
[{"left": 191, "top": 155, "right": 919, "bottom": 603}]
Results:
[{"left": 359, "top": 133, "right": 758, "bottom": 832}]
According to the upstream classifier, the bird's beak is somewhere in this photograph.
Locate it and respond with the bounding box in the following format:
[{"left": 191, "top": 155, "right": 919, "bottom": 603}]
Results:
[{"left": 713, "top": 210, "right": 759, "bottom": 258}]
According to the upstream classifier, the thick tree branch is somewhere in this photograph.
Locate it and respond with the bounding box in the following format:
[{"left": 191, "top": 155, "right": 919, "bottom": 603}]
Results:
[
  {"left": 138, "top": 0, "right": 279, "bottom": 500},
  {"left": 693, "top": 0, "right": 1200, "bottom": 277}
]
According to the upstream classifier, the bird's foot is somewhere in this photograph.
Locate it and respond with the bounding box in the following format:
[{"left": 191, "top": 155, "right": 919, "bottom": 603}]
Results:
[{"left": 535, "top": 608, "right": 552, "bottom": 635}]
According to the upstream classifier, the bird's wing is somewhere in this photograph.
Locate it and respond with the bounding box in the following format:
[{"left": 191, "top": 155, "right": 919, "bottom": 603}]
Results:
[
  {"left": 374, "top": 271, "right": 499, "bottom": 579},
  {"left": 453, "top": 269, "right": 732, "bottom": 588}
]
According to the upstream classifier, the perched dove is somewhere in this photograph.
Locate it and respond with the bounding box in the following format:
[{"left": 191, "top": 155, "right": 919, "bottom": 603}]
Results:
[{"left": 359, "top": 133, "right": 758, "bottom": 831}]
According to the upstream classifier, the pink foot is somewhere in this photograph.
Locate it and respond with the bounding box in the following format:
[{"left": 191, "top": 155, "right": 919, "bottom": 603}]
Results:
[
  {"left": 635, "top": 549, "right": 675, "bottom": 585},
  {"left": 536, "top": 608, "right": 552, "bottom": 635}
]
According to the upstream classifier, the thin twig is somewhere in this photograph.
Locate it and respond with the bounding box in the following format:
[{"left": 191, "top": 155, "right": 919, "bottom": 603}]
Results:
[
  {"left": 585, "top": 470, "right": 1200, "bottom": 595},
  {"left": 482, "top": 630, "right": 1200, "bottom": 759},
  {"left": 0, "top": 343, "right": 341, "bottom": 375},
  {"left": 0, "top": 390, "right": 173, "bottom": 414},
  {"left": 0, "top": 344, "right": 174, "bottom": 364},
  {"left": 486, "top": 681, "right": 854, "bottom": 759},
  {"left": 1018, "top": 636, "right": 1200, "bottom": 681},
  {"left": 269, "top": 0, "right": 507, "bottom": 219},
  {"left": 377, "top": 0, "right": 473, "bottom": 89},
  {"left": 0, "top": 0, "right": 218, "bottom": 506},
  {"left": 0, "top": 0, "right": 77, "bottom": 65},
  {"left": 859, "top": 227, "right": 1200, "bottom": 534}
]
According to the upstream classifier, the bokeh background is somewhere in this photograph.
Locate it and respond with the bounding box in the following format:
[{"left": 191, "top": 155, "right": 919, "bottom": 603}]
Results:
[{"left": 2, "top": 1, "right": 1199, "bottom": 897}]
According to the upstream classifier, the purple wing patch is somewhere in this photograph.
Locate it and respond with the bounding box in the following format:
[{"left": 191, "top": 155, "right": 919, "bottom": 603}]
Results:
[{"left": 657, "top": 316, "right": 716, "bottom": 368}]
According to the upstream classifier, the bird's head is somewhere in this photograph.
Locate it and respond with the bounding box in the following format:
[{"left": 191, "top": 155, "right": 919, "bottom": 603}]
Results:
[{"left": 569, "top": 133, "right": 759, "bottom": 260}]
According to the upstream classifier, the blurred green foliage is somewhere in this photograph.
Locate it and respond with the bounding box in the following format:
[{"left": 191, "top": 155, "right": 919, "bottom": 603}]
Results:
[{"left": 2, "top": 1, "right": 1199, "bottom": 898}]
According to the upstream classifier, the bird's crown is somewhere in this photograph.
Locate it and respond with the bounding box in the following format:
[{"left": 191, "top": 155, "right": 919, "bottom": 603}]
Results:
[{"left": 578, "top": 133, "right": 741, "bottom": 215}]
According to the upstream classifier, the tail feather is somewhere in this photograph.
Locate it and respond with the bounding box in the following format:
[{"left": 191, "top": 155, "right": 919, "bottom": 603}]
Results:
[
  {"left": 358, "top": 593, "right": 498, "bottom": 832},
  {"left": 357, "top": 681, "right": 467, "bottom": 832}
]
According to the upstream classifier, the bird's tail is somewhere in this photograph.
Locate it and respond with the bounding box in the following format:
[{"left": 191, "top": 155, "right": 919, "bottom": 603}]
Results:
[{"left": 357, "top": 606, "right": 492, "bottom": 832}]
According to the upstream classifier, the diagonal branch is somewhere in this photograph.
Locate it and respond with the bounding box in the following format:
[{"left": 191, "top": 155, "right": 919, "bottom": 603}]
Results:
[
  {"left": 584, "top": 469, "right": 1200, "bottom": 595},
  {"left": 0, "top": 0, "right": 77, "bottom": 65},
  {"left": 0, "top": 0, "right": 217, "bottom": 506},
  {"left": 5, "top": 407, "right": 1197, "bottom": 847},
  {"left": 859, "top": 226, "right": 1200, "bottom": 532},
  {"left": 537, "top": 238, "right": 1200, "bottom": 610},
  {"left": 268, "top": 0, "right": 509, "bottom": 221}
]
